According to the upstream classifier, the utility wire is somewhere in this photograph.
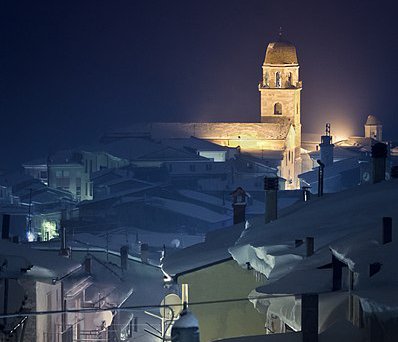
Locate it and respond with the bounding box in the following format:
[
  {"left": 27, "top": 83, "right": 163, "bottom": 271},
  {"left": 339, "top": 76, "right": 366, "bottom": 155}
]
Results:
[{"left": 0, "top": 293, "right": 313, "bottom": 319}]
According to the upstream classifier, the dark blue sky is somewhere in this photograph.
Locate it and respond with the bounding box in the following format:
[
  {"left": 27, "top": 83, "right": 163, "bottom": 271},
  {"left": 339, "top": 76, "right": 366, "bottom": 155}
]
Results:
[{"left": 1, "top": 1, "right": 397, "bottom": 169}]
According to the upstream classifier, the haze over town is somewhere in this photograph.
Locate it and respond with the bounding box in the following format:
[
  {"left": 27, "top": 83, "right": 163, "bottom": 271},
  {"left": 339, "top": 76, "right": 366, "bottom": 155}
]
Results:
[{"left": 1, "top": 1, "right": 398, "bottom": 342}]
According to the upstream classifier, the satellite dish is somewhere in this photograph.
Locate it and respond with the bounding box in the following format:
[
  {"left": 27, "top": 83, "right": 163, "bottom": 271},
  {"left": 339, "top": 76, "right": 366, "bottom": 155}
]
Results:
[
  {"left": 362, "top": 172, "right": 370, "bottom": 182},
  {"left": 160, "top": 294, "right": 183, "bottom": 320},
  {"left": 90, "top": 310, "right": 113, "bottom": 328},
  {"left": 170, "top": 239, "right": 181, "bottom": 248}
]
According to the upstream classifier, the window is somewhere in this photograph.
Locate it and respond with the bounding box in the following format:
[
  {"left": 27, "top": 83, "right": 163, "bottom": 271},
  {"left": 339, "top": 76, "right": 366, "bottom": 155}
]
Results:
[
  {"left": 275, "top": 72, "right": 281, "bottom": 88},
  {"left": 56, "top": 170, "right": 70, "bottom": 189},
  {"left": 189, "top": 164, "right": 196, "bottom": 172},
  {"left": 274, "top": 103, "right": 282, "bottom": 115},
  {"left": 287, "top": 72, "right": 292, "bottom": 86},
  {"left": 40, "top": 171, "right": 48, "bottom": 179},
  {"left": 76, "top": 178, "right": 81, "bottom": 196}
]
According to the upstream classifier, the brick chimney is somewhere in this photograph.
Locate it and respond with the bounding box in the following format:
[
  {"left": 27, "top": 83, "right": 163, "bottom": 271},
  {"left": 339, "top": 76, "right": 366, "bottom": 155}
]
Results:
[
  {"left": 141, "top": 243, "right": 149, "bottom": 263},
  {"left": 371, "top": 142, "right": 388, "bottom": 183},
  {"left": 84, "top": 256, "right": 92, "bottom": 274},
  {"left": 1, "top": 214, "right": 10, "bottom": 240},
  {"left": 301, "top": 293, "right": 319, "bottom": 342},
  {"left": 306, "top": 237, "right": 314, "bottom": 257},
  {"left": 120, "top": 245, "right": 129, "bottom": 270},
  {"left": 231, "top": 187, "right": 247, "bottom": 225},
  {"left": 382, "top": 216, "right": 392, "bottom": 245},
  {"left": 264, "top": 176, "right": 279, "bottom": 223}
]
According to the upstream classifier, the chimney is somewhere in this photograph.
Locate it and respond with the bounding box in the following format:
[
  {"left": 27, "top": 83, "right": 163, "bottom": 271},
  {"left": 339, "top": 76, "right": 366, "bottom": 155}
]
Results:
[
  {"left": 231, "top": 187, "right": 247, "bottom": 224},
  {"left": 140, "top": 243, "right": 149, "bottom": 263},
  {"left": 332, "top": 254, "right": 344, "bottom": 291},
  {"left": 2, "top": 214, "right": 10, "bottom": 240},
  {"left": 59, "top": 226, "right": 67, "bottom": 252},
  {"left": 371, "top": 142, "right": 388, "bottom": 183},
  {"left": 301, "top": 293, "right": 319, "bottom": 342},
  {"left": 382, "top": 216, "right": 392, "bottom": 244},
  {"left": 264, "top": 176, "right": 279, "bottom": 224},
  {"left": 120, "top": 245, "right": 129, "bottom": 270},
  {"left": 306, "top": 237, "right": 314, "bottom": 257},
  {"left": 302, "top": 186, "right": 311, "bottom": 202},
  {"left": 59, "top": 227, "right": 71, "bottom": 257},
  {"left": 84, "top": 256, "right": 92, "bottom": 274},
  {"left": 319, "top": 123, "right": 334, "bottom": 167}
]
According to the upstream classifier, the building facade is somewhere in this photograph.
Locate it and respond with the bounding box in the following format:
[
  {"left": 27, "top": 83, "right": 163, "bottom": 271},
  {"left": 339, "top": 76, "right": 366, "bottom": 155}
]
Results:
[{"left": 106, "top": 35, "right": 303, "bottom": 189}]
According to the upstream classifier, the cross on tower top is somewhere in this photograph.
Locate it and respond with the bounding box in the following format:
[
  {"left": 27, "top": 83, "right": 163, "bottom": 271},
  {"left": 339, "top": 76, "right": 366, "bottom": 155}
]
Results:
[{"left": 278, "top": 27, "right": 283, "bottom": 40}]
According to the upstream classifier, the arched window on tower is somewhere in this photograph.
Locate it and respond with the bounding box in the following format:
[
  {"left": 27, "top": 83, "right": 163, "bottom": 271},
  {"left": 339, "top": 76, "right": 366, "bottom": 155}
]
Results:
[
  {"left": 275, "top": 72, "right": 281, "bottom": 88},
  {"left": 264, "top": 72, "right": 269, "bottom": 86},
  {"left": 287, "top": 72, "right": 292, "bottom": 87},
  {"left": 274, "top": 103, "right": 282, "bottom": 115}
]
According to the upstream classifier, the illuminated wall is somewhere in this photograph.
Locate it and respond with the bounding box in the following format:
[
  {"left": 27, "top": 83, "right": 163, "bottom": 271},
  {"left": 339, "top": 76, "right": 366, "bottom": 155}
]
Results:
[{"left": 177, "top": 260, "right": 267, "bottom": 342}]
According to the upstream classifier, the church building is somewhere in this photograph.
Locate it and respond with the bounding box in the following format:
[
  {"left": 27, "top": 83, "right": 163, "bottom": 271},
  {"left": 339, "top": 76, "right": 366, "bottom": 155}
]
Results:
[{"left": 110, "top": 35, "right": 303, "bottom": 189}]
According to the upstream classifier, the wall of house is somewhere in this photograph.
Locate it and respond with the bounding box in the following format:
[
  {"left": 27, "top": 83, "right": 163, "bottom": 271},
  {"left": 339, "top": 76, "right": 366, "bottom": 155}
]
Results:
[
  {"left": 19, "top": 279, "right": 38, "bottom": 342},
  {"left": 177, "top": 260, "right": 267, "bottom": 342},
  {"left": 35, "top": 281, "right": 62, "bottom": 342},
  {"left": 23, "top": 165, "right": 48, "bottom": 185},
  {"left": 48, "top": 164, "right": 92, "bottom": 201}
]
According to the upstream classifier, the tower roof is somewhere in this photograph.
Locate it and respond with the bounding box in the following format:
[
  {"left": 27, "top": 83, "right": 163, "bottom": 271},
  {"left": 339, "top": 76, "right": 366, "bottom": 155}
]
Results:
[
  {"left": 365, "top": 115, "right": 381, "bottom": 126},
  {"left": 264, "top": 39, "right": 298, "bottom": 65}
]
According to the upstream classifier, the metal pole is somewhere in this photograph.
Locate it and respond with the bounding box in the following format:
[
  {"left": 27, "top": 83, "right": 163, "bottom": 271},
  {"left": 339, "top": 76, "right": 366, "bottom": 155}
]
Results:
[{"left": 317, "top": 160, "right": 325, "bottom": 197}]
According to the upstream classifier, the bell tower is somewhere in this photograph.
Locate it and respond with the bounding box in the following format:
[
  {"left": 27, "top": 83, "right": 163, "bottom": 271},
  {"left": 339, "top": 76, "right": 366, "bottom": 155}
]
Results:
[
  {"left": 258, "top": 32, "right": 302, "bottom": 151},
  {"left": 258, "top": 32, "right": 303, "bottom": 189}
]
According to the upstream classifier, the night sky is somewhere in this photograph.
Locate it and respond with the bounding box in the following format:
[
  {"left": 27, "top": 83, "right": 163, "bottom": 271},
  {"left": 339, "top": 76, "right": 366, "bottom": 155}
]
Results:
[{"left": 1, "top": 1, "right": 397, "bottom": 169}]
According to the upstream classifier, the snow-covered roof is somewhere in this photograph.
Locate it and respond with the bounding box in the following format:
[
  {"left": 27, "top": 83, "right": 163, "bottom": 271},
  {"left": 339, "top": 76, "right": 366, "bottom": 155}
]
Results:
[
  {"left": 309, "top": 146, "right": 362, "bottom": 160},
  {"left": 162, "top": 222, "right": 246, "bottom": 277},
  {"left": 329, "top": 227, "right": 398, "bottom": 315},
  {"left": 163, "top": 136, "right": 232, "bottom": 152},
  {"left": 230, "top": 180, "right": 398, "bottom": 280},
  {"left": 147, "top": 196, "right": 231, "bottom": 224},
  {"left": 0, "top": 239, "right": 81, "bottom": 280},
  {"left": 298, "top": 157, "right": 359, "bottom": 183},
  {"left": 110, "top": 121, "right": 293, "bottom": 141}
]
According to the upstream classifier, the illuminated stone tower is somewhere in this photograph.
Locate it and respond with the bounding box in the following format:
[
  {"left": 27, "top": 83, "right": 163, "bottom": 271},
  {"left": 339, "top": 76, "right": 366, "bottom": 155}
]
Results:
[
  {"left": 258, "top": 32, "right": 302, "bottom": 187},
  {"left": 364, "top": 114, "right": 382, "bottom": 141}
]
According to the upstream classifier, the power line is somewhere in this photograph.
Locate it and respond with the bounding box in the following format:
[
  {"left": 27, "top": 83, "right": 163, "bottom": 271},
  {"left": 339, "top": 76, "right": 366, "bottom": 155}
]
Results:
[{"left": 0, "top": 293, "right": 297, "bottom": 319}]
